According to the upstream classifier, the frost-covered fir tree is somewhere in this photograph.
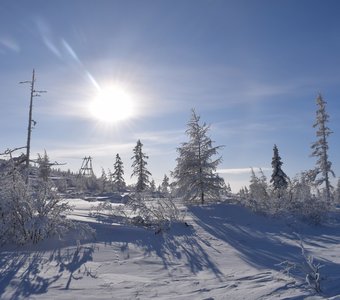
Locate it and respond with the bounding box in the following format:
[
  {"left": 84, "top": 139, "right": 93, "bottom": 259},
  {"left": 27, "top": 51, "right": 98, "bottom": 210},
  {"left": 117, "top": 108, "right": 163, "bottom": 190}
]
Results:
[
  {"left": 238, "top": 186, "right": 249, "bottom": 201},
  {"left": 149, "top": 179, "right": 156, "bottom": 193},
  {"left": 219, "top": 179, "right": 232, "bottom": 198},
  {"left": 172, "top": 109, "right": 224, "bottom": 204},
  {"left": 112, "top": 153, "right": 126, "bottom": 192},
  {"left": 248, "top": 168, "right": 269, "bottom": 212},
  {"left": 270, "top": 144, "right": 289, "bottom": 197},
  {"left": 37, "top": 150, "right": 51, "bottom": 182},
  {"left": 226, "top": 183, "right": 232, "bottom": 194},
  {"left": 311, "top": 94, "right": 335, "bottom": 203},
  {"left": 335, "top": 178, "right": 340, "bottom": 204},
  {"left": 100, "top": 168, "right": 108, "bottom": 193},
  {"left": 161, "top": 174, "right": 170, "bottom": 195},
  {"left": 131, "top": 140, "right": 151, "bottom": 192}
]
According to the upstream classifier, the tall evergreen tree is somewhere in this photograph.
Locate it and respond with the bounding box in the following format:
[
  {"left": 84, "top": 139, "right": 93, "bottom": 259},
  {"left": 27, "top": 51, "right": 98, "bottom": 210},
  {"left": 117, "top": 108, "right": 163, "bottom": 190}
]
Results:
[
  {"left": 131, "top": 140, "right": 151, "bottom": 192},
  {"left": 311, "top": 94, "right": 335, "bottom": 203},
  {"left": 270, "top": 144, "right": 289, "bottom": 195},
  {"left": 172, "top": 109, "right": 224, "bottom": 204},
  {"left": 112, "top": 153, "right": 125, "bottom": 192}
]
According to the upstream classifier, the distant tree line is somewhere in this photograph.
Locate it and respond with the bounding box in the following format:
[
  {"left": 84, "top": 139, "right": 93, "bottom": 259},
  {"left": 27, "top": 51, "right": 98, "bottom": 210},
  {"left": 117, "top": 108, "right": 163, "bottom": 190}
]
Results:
[{"left": 53, "top": 93, "right": 339, "bottom": 224}]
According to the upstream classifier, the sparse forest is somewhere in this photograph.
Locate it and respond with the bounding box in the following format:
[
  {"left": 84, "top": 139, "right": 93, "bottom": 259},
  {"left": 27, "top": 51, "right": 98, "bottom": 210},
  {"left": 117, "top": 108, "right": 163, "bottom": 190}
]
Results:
[
  {"left": 1, "top": 93, "right": 338, "bottom": 242},
  {"left": 0, "top": 89, "right": 339, "bottom": 298}
]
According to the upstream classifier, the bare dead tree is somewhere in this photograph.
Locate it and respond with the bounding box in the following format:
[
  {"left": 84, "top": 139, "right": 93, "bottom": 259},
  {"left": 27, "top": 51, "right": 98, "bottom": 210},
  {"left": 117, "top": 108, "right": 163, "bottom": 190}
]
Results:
[{"left": 19, "top": 69, "right": 46, "bottom": 181}]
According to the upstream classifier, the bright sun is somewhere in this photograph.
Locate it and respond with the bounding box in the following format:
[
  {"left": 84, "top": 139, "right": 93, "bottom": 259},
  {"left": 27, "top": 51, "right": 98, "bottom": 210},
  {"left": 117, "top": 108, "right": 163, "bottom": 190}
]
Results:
[{"left": 88, "top": 84, "right": 134, "bottom": 123}]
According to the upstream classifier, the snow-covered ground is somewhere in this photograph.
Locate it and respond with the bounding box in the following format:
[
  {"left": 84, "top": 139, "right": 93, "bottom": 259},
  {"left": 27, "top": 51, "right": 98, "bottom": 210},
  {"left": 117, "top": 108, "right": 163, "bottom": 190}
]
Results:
[{"left": 1, "top": 198, "right": 340, "bottom": 299}]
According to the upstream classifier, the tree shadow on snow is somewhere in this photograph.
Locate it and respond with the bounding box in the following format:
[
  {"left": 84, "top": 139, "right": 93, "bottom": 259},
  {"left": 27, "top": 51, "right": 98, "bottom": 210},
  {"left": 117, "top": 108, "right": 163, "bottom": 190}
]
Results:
[
  {"left": 0, "top": 251, "right": 61, "bottom": 299},
  {"left": 190, "top": 204, "right": 300, "bottom": 269},
  {"left": 87, "top": 220, "right": 224, "bottom": 279},
  {"left": 0, "top": 217, "right": 224, "bottom": 299},
  {"left": 0, "top": 241, "right": 96, "bottom": 299},
  {"left": 189, "top": 203, "right": 340, "bottom": 297}
]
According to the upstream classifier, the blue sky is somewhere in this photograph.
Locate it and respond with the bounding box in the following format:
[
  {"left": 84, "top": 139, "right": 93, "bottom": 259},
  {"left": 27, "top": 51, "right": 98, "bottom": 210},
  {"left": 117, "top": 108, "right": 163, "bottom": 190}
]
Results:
[{"left": 1, "top": 0, "right": 340, "bottom": 191}]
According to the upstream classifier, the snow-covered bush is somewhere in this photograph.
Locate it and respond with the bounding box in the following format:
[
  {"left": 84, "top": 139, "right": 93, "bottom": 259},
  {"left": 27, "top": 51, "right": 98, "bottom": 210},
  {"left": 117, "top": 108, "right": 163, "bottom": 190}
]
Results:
[
  {"left": 288, "top": 172, "right": 329, "bottom": 224},
  {"left": 240, "top": 167, "right": 330, "bottom": 223},
  {"left": 277, "top": 234, "right": 323, "bottom": 293},
  {"left": 237, "top": 186, "right": 249, "bottom": 204},
  {"left": 92, "top": 193, "right": 185, "bottom": 233},
  {"left": 245, "top": 169, "right": 270, "bottom": 214},
  {"left": 72, "top": 175, "right": 101, "bottom": 196},
  {"left": 123, "top": 193, "right": 185, "bottom": 232},
  {"left": 54, "top": 176, "right": 68, "bottom": 193},
  {"left": 0, "top": 165, "right": 72, "bottom": 244},
  {"left": 83, "top": 176, "right": 100, "bottom": 193},
  {"left": 0, "top": 155, "right": 94, "bottom": 245}
]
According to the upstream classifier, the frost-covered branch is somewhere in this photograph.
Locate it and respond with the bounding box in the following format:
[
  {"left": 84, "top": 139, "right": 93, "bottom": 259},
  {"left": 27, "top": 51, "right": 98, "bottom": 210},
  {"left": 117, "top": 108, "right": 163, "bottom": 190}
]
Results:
[{"left": 277, "top": 233, "right": 323, "bottom": 294}]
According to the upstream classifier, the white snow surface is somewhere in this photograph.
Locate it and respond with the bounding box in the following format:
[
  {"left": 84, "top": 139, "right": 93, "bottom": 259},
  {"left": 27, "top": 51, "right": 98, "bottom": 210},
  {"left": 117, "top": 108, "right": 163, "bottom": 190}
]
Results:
[{"left": 1, "top": 198, "right": 340, "bottom": 299}]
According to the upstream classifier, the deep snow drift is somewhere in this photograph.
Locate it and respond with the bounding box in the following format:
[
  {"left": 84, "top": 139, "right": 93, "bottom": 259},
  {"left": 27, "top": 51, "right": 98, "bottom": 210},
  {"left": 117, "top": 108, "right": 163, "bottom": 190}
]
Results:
[{"left": 1, "top": 198, "right": 340, "bottom": 299}]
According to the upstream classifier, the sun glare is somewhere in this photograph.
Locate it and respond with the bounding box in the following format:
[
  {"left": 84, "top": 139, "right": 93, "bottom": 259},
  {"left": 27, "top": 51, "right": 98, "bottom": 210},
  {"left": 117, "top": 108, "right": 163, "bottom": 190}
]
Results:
[{"left": 88, "top": 84, "right": 134, "bottom": 123}]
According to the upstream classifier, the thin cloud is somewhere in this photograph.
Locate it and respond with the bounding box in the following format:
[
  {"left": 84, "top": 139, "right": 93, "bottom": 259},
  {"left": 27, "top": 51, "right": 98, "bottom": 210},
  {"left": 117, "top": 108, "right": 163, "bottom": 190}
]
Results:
[
  {"left": 44, "top": 142, "right": 135, "bottom": 160},
  {"left": 134, "top": 129, "right": 185, "bottom": 145},
  {"left": 61, "top": 39, "right": 81, "bottom": 64},
  {"left": 0, "top": 37, "right": 20, "bottom": 53},
  {"left": 35, "top": 17, "right": 61, "bottom": 58},
  {"left": 217, "top": 167, "right": 271, "bottom": 175}
]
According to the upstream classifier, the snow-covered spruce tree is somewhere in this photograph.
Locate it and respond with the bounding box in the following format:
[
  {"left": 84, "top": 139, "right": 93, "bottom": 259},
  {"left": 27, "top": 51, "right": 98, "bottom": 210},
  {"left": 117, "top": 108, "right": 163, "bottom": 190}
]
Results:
[
  {"left": 311, "top": 94, "right": 335, "bottom": 204},
  {"left": 238, "top": 186, "right": 249, "bottom": 205},
  {"left": 226, "top": 182, "right": 232, "bottom": 194},
  {"left": 149, "top": 179, "right": 156, "bottom": 194},
  {"left": 217, "top": 179, "right": 231, "bottom": 199},
  {"left": 161, "top": 174, "right": 170, "bottom": 195},
  {"left": 112, "top": 153, "right": 126, "bottom": 192},
  {"left": 99, "top": 168, "right": 108, "bottom": 193},
  {"left": 37, "top": 150, "right": 51, "bottom": 182},
  {"left": 248, "top": 168, "right": 270, "bottom": 213},
  {"left": 131, "top": 140, "right": 151, "bottom": 192},
  {"left": 172, "top": 109, "right": 224, "bottom": 204},
  {"left": 270, "top": 144, "right": 289, "bottom": 199}
]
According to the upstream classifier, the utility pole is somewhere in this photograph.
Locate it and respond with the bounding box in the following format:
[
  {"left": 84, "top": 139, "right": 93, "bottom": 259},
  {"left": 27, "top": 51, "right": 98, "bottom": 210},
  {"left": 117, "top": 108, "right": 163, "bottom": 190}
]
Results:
[{"left": 20, "top": 69, "right": 46, "bottom": 180}]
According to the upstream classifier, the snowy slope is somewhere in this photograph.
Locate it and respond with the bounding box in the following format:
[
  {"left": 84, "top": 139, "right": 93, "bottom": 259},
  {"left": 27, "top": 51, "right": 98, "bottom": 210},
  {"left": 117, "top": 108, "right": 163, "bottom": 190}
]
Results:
[{"left": 1, "top": 199, "right": 340, "bottom": 299}]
